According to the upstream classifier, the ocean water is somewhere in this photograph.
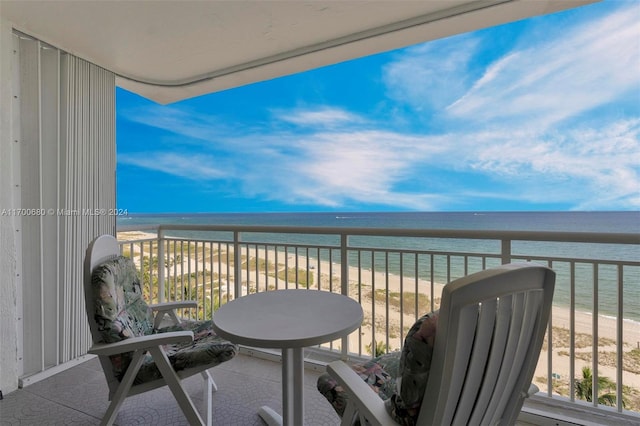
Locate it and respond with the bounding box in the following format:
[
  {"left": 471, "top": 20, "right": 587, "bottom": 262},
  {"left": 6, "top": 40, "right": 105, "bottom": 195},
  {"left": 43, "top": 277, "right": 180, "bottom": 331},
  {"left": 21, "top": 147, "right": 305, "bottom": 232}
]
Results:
[
  {"left": 119, "top": 211, "right": 640, "bottom": 233},
  {"left": 118, "top": 211, "right": 640, "bottom": 322}
]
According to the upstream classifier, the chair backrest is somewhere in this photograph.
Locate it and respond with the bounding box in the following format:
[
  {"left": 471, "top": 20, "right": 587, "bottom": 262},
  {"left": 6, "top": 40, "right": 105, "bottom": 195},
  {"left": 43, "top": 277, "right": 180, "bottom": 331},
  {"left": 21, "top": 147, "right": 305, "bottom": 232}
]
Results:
[
  {"left": 84, "top": 235, "right": 121, "bottom": 393},
  {"left": 418, "top": 263, "right": 555, "bottom": 426},
  {"left": 83, "top": 234, "right": 154, "bottom": 394},
  {"left": 84, "top": 234, "right": 121, "bottom": 344},
  {"left": 85, "top": 234, "right": 154, "bottom": 341}
]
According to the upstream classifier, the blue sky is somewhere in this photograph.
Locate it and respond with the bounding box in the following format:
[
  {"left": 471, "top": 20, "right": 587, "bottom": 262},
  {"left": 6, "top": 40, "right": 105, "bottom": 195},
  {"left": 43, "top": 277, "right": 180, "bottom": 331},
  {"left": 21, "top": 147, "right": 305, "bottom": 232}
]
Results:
[{"left": 117, "top": 0, "right": 639, "bottom": 213}]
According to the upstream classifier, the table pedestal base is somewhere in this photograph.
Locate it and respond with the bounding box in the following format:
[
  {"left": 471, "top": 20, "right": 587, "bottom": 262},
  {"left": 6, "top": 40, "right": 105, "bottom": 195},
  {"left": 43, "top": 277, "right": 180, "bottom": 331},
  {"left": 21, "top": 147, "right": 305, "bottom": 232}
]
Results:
[
  {"left": 258, "top": 406, "right": 282, "bottom": 426},
  {"left": 257, "top": 348, "right": 305, "bottom": 426}
]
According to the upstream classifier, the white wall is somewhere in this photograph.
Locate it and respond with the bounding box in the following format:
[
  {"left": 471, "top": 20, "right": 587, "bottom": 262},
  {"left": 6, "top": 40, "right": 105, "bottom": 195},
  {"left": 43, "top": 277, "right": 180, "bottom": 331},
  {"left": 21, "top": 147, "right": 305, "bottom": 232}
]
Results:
[{"left": 0, "top": 15, "right": 20, "bottom": 396}]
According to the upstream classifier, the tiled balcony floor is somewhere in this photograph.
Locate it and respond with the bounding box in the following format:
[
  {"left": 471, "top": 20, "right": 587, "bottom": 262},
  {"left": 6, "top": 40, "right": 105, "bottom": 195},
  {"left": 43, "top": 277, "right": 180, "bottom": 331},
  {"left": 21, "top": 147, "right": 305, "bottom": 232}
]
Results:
[
  {"left": 3, "top": 353, "right": 637, "bottom": 426},
  {"left": 0, "top": 353, "right": 340, "bottom": 425}
]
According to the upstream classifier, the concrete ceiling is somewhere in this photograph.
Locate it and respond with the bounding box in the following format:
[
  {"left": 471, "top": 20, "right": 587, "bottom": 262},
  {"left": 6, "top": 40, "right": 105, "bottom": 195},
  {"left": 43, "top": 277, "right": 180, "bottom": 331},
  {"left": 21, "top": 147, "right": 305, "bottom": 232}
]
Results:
[{"left": 1, "top": 0, "right": 597, "bottom": 104}]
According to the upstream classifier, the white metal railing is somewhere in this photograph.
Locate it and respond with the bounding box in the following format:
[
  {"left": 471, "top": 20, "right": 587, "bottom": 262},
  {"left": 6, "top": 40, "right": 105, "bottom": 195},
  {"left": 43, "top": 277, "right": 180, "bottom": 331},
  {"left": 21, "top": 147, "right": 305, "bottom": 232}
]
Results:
[{"left": 117, "top": 224, "right": 640, "bottom": 419}]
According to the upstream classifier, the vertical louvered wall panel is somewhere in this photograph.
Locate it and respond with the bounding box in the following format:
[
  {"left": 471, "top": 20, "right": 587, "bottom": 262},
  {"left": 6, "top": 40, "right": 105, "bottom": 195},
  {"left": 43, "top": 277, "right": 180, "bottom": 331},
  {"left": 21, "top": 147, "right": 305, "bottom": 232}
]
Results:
[
  {"left": 16, "top": 34, "right": 115, "bottom": 381},
  {"left": 40, "top": 43, "right": 61, "bottom": 369},
  {"left": 18, "top": 36, "right": 43, "bottom": 376}
]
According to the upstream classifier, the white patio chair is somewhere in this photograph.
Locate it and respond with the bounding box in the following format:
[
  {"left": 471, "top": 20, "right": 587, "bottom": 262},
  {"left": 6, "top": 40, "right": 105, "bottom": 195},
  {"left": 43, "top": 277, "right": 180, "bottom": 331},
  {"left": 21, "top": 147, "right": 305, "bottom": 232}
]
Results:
[
  {"left": 321, "top": 262, "right": 555, "bottom": 426},
  {"left": 83, "top": 234, "right": 238, "bottom": 426}
]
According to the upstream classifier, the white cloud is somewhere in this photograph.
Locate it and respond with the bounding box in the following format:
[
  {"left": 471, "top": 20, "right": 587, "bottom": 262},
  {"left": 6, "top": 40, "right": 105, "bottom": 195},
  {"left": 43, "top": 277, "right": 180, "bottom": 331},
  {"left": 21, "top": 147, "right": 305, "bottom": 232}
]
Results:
[
  {"left": 120, "top": 104, "right": 639, "bottom": 210},
  {"left": 120, "top": 105, "right": 450, "bottom": 209},
  {"left": 205, "top": 128, "right": 450, "bottom": 210},
  {"left": 362, "top": 1, "right": 639, "bottom": 210},
  {"left": 279, "top": 130, "right": 447, "bottom": 209},
  {"left": 434, "top": 119, "right": 640, "bottom": 209},
  {"left": 447, "top": 3, "right": 640, "bottom": 127},
  {"left": 383, "top": 36, "right": 480, "bottom": 111},
  {"left": 276, "top": 107, "right": 363, "bottom": 127},
  {"left": 119, "top": 152, "right": 227, "bottom": 180},
  {"left": 120, "top": 105, "right": 239, "bottom": 145},
  {"left": 259, "top": 114, "right": 638, "bottom": 210}
]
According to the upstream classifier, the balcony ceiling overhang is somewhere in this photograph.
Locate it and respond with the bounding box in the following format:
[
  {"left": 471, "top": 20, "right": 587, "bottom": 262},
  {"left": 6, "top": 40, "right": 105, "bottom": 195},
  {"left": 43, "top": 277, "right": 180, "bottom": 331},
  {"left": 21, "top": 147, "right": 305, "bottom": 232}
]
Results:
[{"left": 2, "top": 0, "right": 598, "bottom": 104}]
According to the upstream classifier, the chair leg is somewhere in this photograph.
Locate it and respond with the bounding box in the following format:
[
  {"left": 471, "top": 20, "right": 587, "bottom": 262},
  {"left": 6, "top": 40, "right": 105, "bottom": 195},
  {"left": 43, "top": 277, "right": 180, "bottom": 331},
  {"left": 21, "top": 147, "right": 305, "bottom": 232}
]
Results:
[
  {"left": 100, "top": 350, "right": 146, "bottom": 426},
  {"left": 201, "top": 371, "right": 215, "bottom": 426},
  {"left": 202, "top": 370, "right": 218, "bottom": 392},
  {"left": 149, "top": 347, "right": 206, "bottom": 426}
]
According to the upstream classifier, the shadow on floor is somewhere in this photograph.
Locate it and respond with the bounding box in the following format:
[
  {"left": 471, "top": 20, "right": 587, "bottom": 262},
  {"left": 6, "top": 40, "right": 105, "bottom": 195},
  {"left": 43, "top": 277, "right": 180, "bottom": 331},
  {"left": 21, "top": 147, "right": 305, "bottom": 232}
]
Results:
[{"left": 0, "top": 353, "right": 341, "bottom": 425}]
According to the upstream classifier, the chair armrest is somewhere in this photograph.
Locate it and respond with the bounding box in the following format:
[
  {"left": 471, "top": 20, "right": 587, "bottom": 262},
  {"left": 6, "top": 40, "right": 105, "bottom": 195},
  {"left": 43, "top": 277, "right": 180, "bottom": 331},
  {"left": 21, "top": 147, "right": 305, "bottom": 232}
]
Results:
[
  {"left": 88, "top": 331, "right": 194, "bottom": 356},
  {"left": 149, "top": 301, "right": 198, "bottom": 328},
  {"left": 327, "top": 360, "right": 397, "bottom": 426},
  {"left": 149, "top": 301, "right": 198, "bottom": 311}
]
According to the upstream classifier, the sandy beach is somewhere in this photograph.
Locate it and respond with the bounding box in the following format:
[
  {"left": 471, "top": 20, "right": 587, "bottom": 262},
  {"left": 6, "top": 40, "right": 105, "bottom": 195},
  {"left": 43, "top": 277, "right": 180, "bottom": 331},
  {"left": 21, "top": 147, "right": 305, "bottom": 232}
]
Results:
[
  {"left": 118, "top": 231, "right": 640, "bottom": 404},
  {"left": 311, "top": 251, "right": 640, "bottom": 391}
]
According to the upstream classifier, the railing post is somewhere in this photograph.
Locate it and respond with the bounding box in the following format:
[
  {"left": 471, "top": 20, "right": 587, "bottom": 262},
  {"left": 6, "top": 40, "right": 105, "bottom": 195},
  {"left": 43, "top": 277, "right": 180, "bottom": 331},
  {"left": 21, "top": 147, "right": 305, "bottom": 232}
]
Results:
[
  {"left": 340, "top": 233, "right": 349, "bottom": 360},
  {"left": 158, "top": 228, "right": 165, "bottom": 303},
  {"left": 592, "top": 263, "right": 599, "bottom": 408},
  {"left": 501, "top": 238, "right": 512, "bottom": 264},
  {"left": 340, "top": 234, "right": 349, "bottom": 296},
  {"left": 234, "top": 231, "right": 242, "bottom": 299}
]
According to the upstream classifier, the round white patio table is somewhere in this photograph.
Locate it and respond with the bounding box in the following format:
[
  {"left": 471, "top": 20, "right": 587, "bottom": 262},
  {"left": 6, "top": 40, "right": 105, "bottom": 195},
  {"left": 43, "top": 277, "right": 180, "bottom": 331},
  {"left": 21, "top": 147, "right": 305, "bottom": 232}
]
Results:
[{"left": 212, "top": 289, "right": 364, "bottom": 426}]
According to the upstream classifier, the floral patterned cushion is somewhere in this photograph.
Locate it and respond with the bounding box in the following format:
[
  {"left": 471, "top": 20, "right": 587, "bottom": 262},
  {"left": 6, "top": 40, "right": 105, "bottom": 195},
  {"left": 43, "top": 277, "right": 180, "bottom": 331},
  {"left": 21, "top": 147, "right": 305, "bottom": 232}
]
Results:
[
  {"left": 317, "top": 311, "right": 439, "bottom": 426},
  {"left": 92, "top": 256, "right": 154, "bottom": 342},
  {"left": 317, "top": 352, "right": 401, "bottom": 419},
  {"left": 91, "top": 256, "right": 238, "bottom": 385},
  {"left": 110, "top": 319, "right": 238, "bottom": 384}
]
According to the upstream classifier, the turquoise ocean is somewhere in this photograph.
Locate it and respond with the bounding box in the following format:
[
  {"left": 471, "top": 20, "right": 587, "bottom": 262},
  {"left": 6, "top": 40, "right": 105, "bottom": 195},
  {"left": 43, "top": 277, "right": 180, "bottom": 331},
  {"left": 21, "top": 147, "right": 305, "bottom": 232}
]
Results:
[{"left": 118, "top": 211, "right": 640, "bottom": 323}]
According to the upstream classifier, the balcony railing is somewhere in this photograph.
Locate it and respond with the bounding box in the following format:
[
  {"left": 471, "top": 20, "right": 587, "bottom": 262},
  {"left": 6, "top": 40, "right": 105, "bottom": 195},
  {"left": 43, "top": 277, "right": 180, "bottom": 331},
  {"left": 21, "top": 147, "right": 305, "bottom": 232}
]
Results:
[{"left": 117, "top": 224, "right": 640, "bottom": 421}]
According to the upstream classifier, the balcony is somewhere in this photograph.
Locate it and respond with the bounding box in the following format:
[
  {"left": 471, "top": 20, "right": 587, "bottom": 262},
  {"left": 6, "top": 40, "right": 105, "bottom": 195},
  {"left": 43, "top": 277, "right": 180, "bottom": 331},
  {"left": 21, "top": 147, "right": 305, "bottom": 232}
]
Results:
[
  {"left": 1, "top": 352, "right": 340, "bottom": 425},
  {"left": 3, "top": 223, "right": 639, "bottom": 425},
  {"left": 121, "top": 223, "right": 639, "bottom": 422},
  {"left": 2, "top": 350, "right": 638, "bottom": 425}
]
